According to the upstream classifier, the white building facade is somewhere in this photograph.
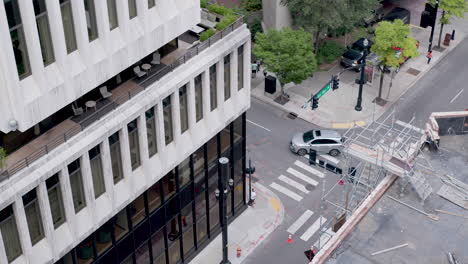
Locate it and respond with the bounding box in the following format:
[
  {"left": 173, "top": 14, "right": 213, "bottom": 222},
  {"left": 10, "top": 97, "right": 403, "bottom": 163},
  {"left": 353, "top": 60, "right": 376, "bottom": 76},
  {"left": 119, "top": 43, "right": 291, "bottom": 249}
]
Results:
[{"left": 0, "top": 0, "right": 251, "bottom": 263}]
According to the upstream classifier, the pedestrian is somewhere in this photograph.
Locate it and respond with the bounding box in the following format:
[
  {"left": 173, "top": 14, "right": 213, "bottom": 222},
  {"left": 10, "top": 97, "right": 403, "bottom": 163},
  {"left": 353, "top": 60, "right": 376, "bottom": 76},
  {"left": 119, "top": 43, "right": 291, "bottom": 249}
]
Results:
[
  {"left": 250, "top": 188, "right": 256, "bottom": 206},
  {"left": 427, "top": 51, "right": 433, "bottom": 64},
  {"left": 251, "top": 63, "right": 258, "bottom": 78}
]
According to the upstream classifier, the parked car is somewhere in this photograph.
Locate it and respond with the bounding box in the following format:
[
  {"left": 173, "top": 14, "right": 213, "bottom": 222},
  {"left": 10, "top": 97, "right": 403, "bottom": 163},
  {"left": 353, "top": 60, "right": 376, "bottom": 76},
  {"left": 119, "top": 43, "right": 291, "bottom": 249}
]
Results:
[
  {"left": 290, "top": 130, "right": 344, "bottom": 157},
  {"left": 363, "top": 3, "right": 385, "bottom": 26},
  {"left": 382, "top": 7, "right": 411, "bottom": 24},
  {"left": 340, "top": 38, "right": 374, "bottom": 71}
]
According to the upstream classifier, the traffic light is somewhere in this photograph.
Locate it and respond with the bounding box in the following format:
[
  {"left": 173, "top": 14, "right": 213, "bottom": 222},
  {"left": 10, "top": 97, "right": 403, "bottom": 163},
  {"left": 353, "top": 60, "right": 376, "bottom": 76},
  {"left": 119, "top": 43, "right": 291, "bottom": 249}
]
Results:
[
  {"left": 332, "top": 76, "right": 339, "bottom": 90},
  {"left": 312, "top": 96, "right": 319, "bottom": 110},
  {"left": 420, "top": 3, "right": 437, "bottom": 28}
]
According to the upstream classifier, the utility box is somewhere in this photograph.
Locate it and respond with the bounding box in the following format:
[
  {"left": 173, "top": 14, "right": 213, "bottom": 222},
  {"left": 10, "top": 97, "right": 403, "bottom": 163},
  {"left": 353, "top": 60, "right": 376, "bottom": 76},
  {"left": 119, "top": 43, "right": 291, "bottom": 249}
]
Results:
[
  {"left": 265, "top": 75, "right": 276, "bottom": 94},
  {"left": 444, "top": 33, "right": 451, "bottom": 46}
]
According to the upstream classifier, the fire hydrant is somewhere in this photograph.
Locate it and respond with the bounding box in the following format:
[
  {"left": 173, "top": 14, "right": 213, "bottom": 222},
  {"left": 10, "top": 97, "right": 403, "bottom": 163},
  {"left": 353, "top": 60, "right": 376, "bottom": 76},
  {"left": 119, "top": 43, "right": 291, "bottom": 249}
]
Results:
[{"left": 237, "top": 247, "right": 242, "bottom": 258}]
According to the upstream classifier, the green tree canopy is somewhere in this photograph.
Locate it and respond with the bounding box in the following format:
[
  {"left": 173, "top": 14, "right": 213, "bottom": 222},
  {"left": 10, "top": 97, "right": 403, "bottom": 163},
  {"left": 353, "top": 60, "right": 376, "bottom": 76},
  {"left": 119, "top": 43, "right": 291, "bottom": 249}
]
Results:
[
  {"left": 429, "top": 0, "right": 468, "bottom": 24},
  {"left": 371, "top": 20, "right": 419, "bottom": 69},
  {"left": 253, "top": 28, "right": 317, "bottom": 94}
]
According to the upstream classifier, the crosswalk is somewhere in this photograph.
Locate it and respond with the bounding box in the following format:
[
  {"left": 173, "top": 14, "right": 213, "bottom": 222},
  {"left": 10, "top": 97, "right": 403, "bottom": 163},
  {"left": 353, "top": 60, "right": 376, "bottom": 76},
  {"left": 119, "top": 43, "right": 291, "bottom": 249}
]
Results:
[{"left": 286, "top": 209, "right": 336, "bottom": 248}]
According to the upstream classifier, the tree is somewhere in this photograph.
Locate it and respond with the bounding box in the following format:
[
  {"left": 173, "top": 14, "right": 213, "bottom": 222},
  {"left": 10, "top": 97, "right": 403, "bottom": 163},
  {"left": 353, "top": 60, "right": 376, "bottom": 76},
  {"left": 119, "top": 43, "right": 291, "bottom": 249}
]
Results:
[
  {"left": 281, "top": 0, "right": 379, "bottom": 54},
  {"left": 428, "top": 0, "right": 468, "bottom": 48},
  {"left": 371, "top": 20, "right": 419, "bottom": 102},
  {"left": 253, "top": 28, "right": 317, "bottom": 103}
]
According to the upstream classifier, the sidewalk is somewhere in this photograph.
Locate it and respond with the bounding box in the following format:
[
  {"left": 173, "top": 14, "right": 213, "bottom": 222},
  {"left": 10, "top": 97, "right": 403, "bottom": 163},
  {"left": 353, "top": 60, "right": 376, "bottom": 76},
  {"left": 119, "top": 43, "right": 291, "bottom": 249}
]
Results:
[
  {"left": 252, "top": 22, "right": 467, "bottom": 129},
  {"left": 189, "top": 183, "right": 284, "bottom": 264}
]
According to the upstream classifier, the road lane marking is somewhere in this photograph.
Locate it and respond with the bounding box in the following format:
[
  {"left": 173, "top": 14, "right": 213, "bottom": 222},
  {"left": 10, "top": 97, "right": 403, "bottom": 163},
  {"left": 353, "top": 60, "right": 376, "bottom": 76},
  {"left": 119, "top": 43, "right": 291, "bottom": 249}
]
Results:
[
  {"left": 269, "top": 198, "right": 281, "bottom": 212},
  {"left": 246, "top": 119, "right": 271, "bottom": 132},
  {"left": 395, "top": 120, "right": 424, "bottom": 134},
  {"left": 279, "top": 175, "right": 310, "bottom": 194},
  {"left": 450, "top": 88, "right": 464, "bottom": 103},
  {"left": 269, "top": 182, "right": 303, "bottom": 201},
  {"left": 287, "top": 168, "right": 319, "bottom": 186},
  {"left": 300, "top": 216, "right": 327, "bottom": 242},
  {"left": 287, "top": 210, "right": 314, "bottom": 234},
  {"left": 294, "top": 160, "right": 325, "bottom": 178},
  {"left": 319, "top": 155, "right": 340, "bottom": 164}
]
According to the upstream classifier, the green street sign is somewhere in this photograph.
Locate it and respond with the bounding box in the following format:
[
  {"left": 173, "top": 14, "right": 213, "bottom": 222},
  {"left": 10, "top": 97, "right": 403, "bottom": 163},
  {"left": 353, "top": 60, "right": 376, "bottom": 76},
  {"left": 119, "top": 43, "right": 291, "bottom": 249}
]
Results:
[{"left": 315, "top": 82, "right": 331, "bottom": 99}]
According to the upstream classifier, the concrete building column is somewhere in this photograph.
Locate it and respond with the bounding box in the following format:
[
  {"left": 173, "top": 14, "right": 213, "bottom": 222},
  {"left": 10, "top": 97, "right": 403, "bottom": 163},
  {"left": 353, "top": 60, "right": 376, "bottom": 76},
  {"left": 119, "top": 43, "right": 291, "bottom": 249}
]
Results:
[
  {"left": 138, "top": 113, "right": 150, "bottom": 166},
  {"left": 231, "top": 49, "right": 238, "bottom": 97},
  {"left": 187, "top": 78, "right": 196, "bottom": 129},
  {"left": 156, "top": 102, "right": 166, "bottom": 154},
  {"left": 59, "top": 166, "right": 77, "bottom": 231},
  {"left": 120, "top": 127, "right": 133, "bottom": 181},
  {"left": 202, "top": 69, "right": 211, "bottom": 120},
  {"left": 80, "top": 152, "right": 96, "bottom": 212},
  {"left": 101, "top": 139, "right": 116, "bottom": 202},
  {"left": 94, "top": 0, "right": 110, "bottom": 43},
  {"left": 173, "top": 91, "right": 182, "bottom": 144},
  {"left": 36, "top": 182, "right": 55, "bottom": 255},
  {"left": 44, "top": 0, "right": 67, "bottom": 67},
  {"left": 245, "top": 40, "right": 252, "bottom": 88},
  {"left": 217, "top": 60, "right": 224, "bottom": 110},
  {"left": 13, "top": 197, "right": 33, "bottom": 261},
  {"left": 70, "top": 0, "right": 90, "bottom": 59}
]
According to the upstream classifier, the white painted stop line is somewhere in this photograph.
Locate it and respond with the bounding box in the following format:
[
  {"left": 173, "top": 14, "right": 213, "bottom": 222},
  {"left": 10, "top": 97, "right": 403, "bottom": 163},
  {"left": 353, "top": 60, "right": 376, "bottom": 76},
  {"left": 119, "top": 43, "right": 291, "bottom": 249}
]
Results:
[
  {"left": 279, "top": 175, "right": 310, "bottom": 194},
  {"left": 270, "top": 182, "right": 303, "bottom": 201},
  {"left": 287, "top": 168, "right": 319, "bottom": 186}
]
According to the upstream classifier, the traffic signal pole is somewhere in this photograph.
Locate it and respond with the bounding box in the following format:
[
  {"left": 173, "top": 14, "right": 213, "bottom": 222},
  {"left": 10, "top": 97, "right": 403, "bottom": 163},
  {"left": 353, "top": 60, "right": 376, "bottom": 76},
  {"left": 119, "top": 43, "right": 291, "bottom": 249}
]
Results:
[
  {"left": 303, "top": 75, "right": 339, "bottom": 110},
  {"left": 427, "top": 0, "right": 439, "bottom": 63}
]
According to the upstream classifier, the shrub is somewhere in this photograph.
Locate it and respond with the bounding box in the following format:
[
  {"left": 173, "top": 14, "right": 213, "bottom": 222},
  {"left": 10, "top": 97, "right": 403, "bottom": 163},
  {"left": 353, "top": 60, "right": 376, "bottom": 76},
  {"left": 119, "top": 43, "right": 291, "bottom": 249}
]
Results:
[
  {"left": 216, "top": 14, "right": 238, "bottom": 30},
  {"left": 0, "top": 147, "right": 6, "bottom": 170},
  {"left": 242, "top": 0, "right": 262, "bottom": 11},
  {"left": 249, "top": 19, "right": 263, "bottom": 41},
  {"left": 208, "top": 4, "right": 234, "bottom": 16},
  {"left": 200, "top": 29, "right": 216, "bottom": 42},
  {"left": 317, "top": 40, "right": 346, "bottom": 64},
  {"left": 200, "top": 0, "right": 208, "bottom": 8}
]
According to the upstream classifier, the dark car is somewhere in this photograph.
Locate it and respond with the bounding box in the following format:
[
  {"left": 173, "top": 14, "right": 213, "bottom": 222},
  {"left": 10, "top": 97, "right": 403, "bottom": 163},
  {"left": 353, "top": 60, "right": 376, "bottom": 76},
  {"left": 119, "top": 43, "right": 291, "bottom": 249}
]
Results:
[
  {"left": 382, "top": 7, "right": 411, "bottom": 24},
  {"left": 340, "top": 38, "right": 374, "bottom": 71}
]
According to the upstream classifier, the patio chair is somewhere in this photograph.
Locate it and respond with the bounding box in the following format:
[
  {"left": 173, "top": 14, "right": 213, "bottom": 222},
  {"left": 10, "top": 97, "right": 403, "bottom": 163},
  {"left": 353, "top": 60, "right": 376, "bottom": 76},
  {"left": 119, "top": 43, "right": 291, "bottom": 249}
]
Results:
[
  {"left": 133, "top": 66, "right": 146, "bottom": 78},
  {"left": 72, "top": 103, "right": 84, "bottom": 116},
  {"left": 151, "top": 52, "right": 161, "bottom": 65},
  {"left": 99, "top": 86, "right": 112, "bottom": 99}
]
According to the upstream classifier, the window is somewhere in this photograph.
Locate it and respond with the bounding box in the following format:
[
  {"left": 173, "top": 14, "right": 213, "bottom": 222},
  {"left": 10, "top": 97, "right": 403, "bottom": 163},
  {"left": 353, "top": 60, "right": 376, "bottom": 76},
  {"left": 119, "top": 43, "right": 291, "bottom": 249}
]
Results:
[
  {"left": 46, "top": 174, "right": 66, "bottom": 228},
  {"left": 114, "top": 210, "right": 129, "bottom": 241},
  {"left": 128, "top": 119, "right": 141, "bottom": 170},
  {"left": 59, "top": 0, "right": 77, "bottom": 53},
  {"left": 128, "top": 0, "right": 137, "bottom": 19},
  {"left": 4, "top": 0, "right": 31, "bottom": 78},
  {"left": 0, "top": 206, "right": 22, "bottom": 263},
  {"left": 151, "top": 229, "right": 166, "bottom": 264},
  {"left": 178, "top": 157, "right": 191, "bottom": 188},
  {"left": 224, "top": 54, "right": 231, "bottom": 100},
  {"left": 179, "top": 85, "right": 189, "bottom": 133},
  {"left": 163, "top": 171, "right": 176, "bottom": 199},
  {"left": 129, "top": 194, "right": 146, "bottom": 226},
  {"left": 107, "top": 0, "right": 118, "bottom": 30},
  {"left": 68, "top": 159, "right": 86, "bottom": 213},
  {"left": 148, "top": 0, "right": 156, "bottom": 8},
  {"left": 148, "top": 183, "right": 162, "bottom": 212},
  {"left": 209, "top": 64, "right": 217, "bottom": 111},
  {"left": 238, "top": 45, "right": 244, "bottom": 90},
  {"left": 195, "top": 74, "right": 203, "bottom": 122},
  {"left": 181, "top": 203, "right": 195, "bottom": 256},
  {"left": 163, "top": 96, "right": 173, "bottom": 145},
  {"left": 22, "top": 189, "right": 45, "bottom": 245},
  {"left": 311, "top": 139, "right": 338, "bottom": 145},
  {"left": 89, "top": 145, "right": 105, "bottom": 198},
  {"left": 146, "top": 107, "right": 158, "bottom": 157},
  {"left": 33, "top": 0, "right": 55, "bottom": 65},
  {"left": 84, "top": 0, "right": 98, "bottom": 41},
  {"left": 109, "top": 132, "right": 124, "bottom": 183},
  {"left": 303, "top": 131, "right": 314, "bottom": 142}
]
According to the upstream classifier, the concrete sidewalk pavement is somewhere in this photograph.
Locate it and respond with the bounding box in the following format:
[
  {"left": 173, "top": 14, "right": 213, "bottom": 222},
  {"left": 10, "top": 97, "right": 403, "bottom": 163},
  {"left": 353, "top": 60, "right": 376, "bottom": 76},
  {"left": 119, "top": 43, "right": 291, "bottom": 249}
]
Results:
[
  {"left": 252, "top": 21, "right": 468, "bottom": 129},
  {"left": 189, "top": 183, "right": 284, "bottom": 264}
]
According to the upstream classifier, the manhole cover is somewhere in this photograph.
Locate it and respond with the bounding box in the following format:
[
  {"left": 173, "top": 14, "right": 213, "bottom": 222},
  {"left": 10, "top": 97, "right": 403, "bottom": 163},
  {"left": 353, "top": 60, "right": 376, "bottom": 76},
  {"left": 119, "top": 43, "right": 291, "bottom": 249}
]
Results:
[
  {"left": 305, "top": 184, "right": 315, "bottom": 191},
  {"left": 288, "top": 112, "right": 298, "bottom": 119},
  {"left": 406, "top": 68, "right": 421, "bottom": 76}
]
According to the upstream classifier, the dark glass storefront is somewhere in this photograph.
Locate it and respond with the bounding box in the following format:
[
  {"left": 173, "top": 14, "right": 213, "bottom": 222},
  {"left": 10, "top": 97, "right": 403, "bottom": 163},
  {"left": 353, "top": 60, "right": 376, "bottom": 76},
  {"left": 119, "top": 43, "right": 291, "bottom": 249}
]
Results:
[{"left": 56, "top": 113, "right": 246, "bottom": 264}]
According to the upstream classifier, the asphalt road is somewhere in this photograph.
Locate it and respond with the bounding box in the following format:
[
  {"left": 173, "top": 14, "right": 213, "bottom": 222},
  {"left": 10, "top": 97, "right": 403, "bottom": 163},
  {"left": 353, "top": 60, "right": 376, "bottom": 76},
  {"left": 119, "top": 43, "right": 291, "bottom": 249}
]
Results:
[{"left": 243, "top": 36, "right": 468, "bottom": 264}]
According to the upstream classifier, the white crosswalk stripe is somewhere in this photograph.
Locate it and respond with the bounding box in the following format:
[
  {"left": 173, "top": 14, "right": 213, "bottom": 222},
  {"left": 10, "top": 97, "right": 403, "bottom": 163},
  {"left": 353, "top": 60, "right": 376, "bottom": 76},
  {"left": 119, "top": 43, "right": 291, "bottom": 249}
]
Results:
[
  {"left": 270, "top": 182, "right": 303, "bottom": 201},
  {"left": 294, "top": 160, "right": 325, "bottom": 178},
  {"left": 279, "top": 175, "right": 310, "bottom": 194},
  {"left": 287, "top": 210, "right": 314, "bottom": 234},
  {"left": 300, "top": 216, "right": 327, "bottom": 241},
  {"left": 287, "top": 168, "right": 319, "bottom": 186}
]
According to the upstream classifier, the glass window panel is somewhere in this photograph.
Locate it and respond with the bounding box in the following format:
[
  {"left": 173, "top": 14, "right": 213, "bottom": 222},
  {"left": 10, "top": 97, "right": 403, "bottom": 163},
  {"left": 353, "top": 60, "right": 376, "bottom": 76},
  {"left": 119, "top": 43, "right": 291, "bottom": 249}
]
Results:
[
  {"left": 178, "top": 157, "right": 190, "bottom": 189},
  {"left": 135, "top": 242, "right": 151, "bottom": 264},
  {"left": 195, "top": 74, "right": 203, "bottom": 122},
  {"left": 0, "top": 206, "right": 22, "bottom": 263},
  {"left": 84, "top": 0, "right": 98, "bottom": 41},
  {"left": 107, "top": 0, "right": 118, "bottom": 30},
  {"left": 179, "top": 85, "right": 189, "bottom": 133},
  {"left": 149, "top": 207, "right": 164, "bottom": 232},
  {"left": 146, "top": 107, "right": 158, "bottom": 157},
  {"left": 181, "top": 203, "right": 194, "bottom": 256},
  {"left": 117, "top": 235, "right": 134, "bottom": 263},
  {"left": 148, "top": 0, "right": 156, "bottom": 8},
  {"left": 196, "top": 216, "right": 207, "bottom": 244},
  {"left": 109, "top": 132, "right": 124, "bottom": 183},
  {"left": 95, "top": 222, "right": 113, "bottom": 256},
  {"left": 4, "top": 0, "right": 31, "bottom": 78},
  {"left": 77, "top": 237, "right": 94, "bottom": 262},
  {"left": 206, "top": 136, "right": 218, "bottom": 165},
  {"left": 128, "top": 0, "right": 137, "bottom": 19},
  {"left": 208, "top": 168, "right": 219, "bottom": 231},
  {"left": 60, "top": 0, "right": 77, "bottom": 53},
  {"left": 46, "top": 174, "right": 66, "bottom": 229},
  {"left": 209, "top": 64, "right": 217, "bottom": 111},
  {"left": 128, "top": 119, "right": 141, "bottom": 170},
  {"left": 163, "top": 171, "right": 176, "bottom": 199},
  {"left": 193, "top": 146, "right": 206, "bottom": 198},
  {"left": 22, "top": 189, "right": 44, "bottom": 245},
  {"left": 163, "top": 96, "right": 173, "bottom": 145},
  {"left": 195, "top": 190, "right": 206, "bottom": 219},
  {"left": 224, "top": 54, "right": 231, "bottom": 101},
  {"left": 68, "top": 159, "right": 86, "bottom": 213},
  {"left": 148, "top": 183, "right": 162, "bottom": 212},
  {"left": 151, "top": 229, "right": 166, "bottom": 264},
  {"left": 133, "top": 219, "right": 150, "bottom": 249},
  {"left": 89, "top": 145, "right": 105, "bottom": 198},
  {"left": 33, "top": 0, "right": 55, "bottom": 65},
  {"left": 120, "top": 255, "right": 133, "bottom": 264},
  {"left": 166, "top": 216, "right": 180, "bottom": 243},
  {"left": 220, "top": 128, "right": 231, "bottom": 157},
  {"left": 238, "top": 45, "right": 244, "bottom": 90},
  {"left": 129, "top": 194, "right": 146, "bottom": 226},
  {"left": 114, "top": 210, "right": 129, "bottom": 241},
  {"left": 167, "top": 225, "right": 180, "bottom": 264}
]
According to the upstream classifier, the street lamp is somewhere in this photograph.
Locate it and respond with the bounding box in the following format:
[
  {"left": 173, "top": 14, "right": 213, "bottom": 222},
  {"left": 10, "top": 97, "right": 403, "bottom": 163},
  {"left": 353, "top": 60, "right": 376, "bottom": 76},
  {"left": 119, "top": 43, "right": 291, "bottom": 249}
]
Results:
[
  {"left": 355, "top": 38, "right": 369, "bottom": 112},
  {"left": 245, "top": 159, "right": 256, "bottom": 205},
  {"left": 427, "top": 0, "right": 439, "bottom": 63},
  {"left": 215, "top": 157, "right": 234, "bottom": 264}
]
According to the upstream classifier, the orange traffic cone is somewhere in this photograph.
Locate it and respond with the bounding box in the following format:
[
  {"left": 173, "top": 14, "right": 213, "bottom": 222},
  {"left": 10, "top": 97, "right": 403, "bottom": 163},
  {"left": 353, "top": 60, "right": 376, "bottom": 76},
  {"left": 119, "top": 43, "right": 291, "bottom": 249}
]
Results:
[{"left": 287, "top": 234, "right": 293, "bottom": 244}]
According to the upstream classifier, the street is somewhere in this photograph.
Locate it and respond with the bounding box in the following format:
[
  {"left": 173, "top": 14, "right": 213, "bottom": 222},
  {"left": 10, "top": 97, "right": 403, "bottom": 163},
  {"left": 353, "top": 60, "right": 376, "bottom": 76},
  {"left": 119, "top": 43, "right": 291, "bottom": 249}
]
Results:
[{"left": 243, "top": 36, "right": 468, "bottom": 264}]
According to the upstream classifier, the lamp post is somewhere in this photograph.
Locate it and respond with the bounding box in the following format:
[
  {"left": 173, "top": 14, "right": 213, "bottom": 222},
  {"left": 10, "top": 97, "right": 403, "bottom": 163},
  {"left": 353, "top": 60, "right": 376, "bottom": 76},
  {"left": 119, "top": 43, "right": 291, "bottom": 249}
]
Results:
[
  {"left": 216, "top": 157, "right": 234, "bottom": 264},
  {"left": 428, "top": 0, "right": 439, "bottom": 63},
  {"left": 355, "top": 38, "right": 369, "bottom": 112},
  {"left": 245, "top": 159, "right": 256, "bottom": 205}
]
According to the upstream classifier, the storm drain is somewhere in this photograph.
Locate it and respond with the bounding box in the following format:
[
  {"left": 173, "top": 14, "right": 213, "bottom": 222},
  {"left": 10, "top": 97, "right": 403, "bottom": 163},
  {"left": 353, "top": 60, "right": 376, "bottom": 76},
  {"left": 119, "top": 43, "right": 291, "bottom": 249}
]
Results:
[
  {"left": 288, "top": 112, "right": 298, "bottom": 120},
  {"left": 407, "top": 68, "right": 421, "bottom": 76}
]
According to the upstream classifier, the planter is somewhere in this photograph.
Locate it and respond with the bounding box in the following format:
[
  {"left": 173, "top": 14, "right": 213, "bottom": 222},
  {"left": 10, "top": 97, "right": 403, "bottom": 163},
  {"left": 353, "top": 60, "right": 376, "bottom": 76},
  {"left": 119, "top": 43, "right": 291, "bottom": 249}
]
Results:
[{"left": 78, "top": 244, "right": 93, "bottom": 260}]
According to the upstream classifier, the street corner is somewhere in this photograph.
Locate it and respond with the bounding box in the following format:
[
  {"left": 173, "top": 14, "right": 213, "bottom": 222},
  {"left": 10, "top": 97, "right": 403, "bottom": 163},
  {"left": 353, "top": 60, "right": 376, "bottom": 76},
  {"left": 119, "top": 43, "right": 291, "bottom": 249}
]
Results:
[
  {"left": 331, "top": 120, "right": 366, "bottom": 129},
  {"left": 254, "top": 183, "right": 286, "bottom": 222}
]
